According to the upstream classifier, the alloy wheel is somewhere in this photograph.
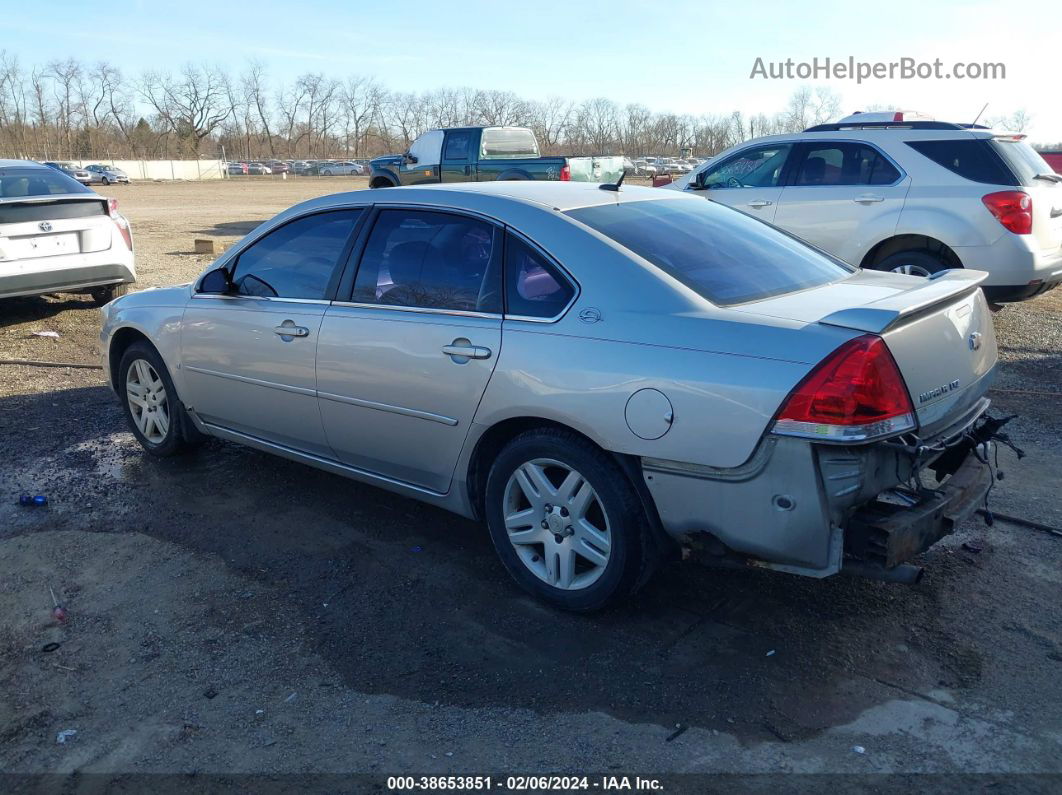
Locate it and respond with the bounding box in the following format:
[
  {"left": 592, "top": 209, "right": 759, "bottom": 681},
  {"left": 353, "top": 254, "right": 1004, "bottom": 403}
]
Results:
[
  {"left": 890, "top": 263, "right": 933, "bottom": 277},
  {"left": 502, "top": 458, "right": 612, "bottom": 590},
  {"left": 126, "top": 358, "right": 170, "bottom": 444}
]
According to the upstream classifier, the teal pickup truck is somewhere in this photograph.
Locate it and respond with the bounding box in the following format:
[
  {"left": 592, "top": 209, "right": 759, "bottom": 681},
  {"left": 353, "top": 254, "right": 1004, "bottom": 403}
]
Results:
[{"left": 368, "top": 126, "right": 624, "bottom": 188}]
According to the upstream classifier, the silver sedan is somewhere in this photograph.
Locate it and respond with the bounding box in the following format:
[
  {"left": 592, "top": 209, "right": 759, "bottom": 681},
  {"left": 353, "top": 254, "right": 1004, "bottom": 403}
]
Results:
[{"left": 100, "top": 182, "right": 1001, "bottom": 610}]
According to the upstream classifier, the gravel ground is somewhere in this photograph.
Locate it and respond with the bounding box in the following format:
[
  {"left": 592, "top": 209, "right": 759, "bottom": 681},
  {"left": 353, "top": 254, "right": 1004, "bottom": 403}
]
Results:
[{"left": 1, "top": 180, "right": 1060, "bottom": 791}]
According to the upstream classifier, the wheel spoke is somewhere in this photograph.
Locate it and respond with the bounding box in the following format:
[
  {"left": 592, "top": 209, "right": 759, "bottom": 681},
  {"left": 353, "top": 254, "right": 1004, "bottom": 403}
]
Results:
[
  {"left": 127, "top": 394, "right": 148, "bottom": 409},
  {"left": 554, "top": 546, "right": 576, "bottom": 588},
  {"left": 154, "top": 406, "right": 170, "bottom": 436},
  {"left": 142, "top": 412, "right": 157, "bottom": 439},
  {"left": 127, "top": 381, "right": 148, "bottom": 398},
  {"left": 133, "top": 406, "right": 149, "bottom": 434},
  {"left": 575, "top": 518, "right": 611, "bottom": 555},
  {"left": 575, "top": 536, "right": 609, "bottom": 568},
  {"left": 569, "top": 481, "right": 595, "bottom": 519},
  {"left": 134, "top": 359, "right": 151, "bottom": 386},
  {"left": 508, "top": 527, "right": 545, "bottom": 546},
  {"left": 505, "top": 507, "right": 537, "bottom": 531},
  {"left": 515, "top": 463, "right": 552, "bottom": 505}
]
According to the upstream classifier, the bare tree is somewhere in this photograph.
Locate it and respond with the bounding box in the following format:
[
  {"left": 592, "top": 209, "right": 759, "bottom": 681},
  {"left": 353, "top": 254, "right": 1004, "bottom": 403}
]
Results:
[{"left": 140, "top": 63, "right": 232, "bottom": 154}]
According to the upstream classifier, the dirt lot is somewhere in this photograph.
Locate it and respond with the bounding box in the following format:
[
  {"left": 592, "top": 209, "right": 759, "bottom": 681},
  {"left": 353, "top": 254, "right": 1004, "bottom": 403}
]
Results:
[{"left": 1, "top": 179, "right": 1061, "bottom": 790}]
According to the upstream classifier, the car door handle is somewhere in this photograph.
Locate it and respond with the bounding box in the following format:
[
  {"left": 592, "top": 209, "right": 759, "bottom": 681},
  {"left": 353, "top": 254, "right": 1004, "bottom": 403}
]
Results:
[
  {"left": 442, "top": 343, "right": 492, "bottom": 360},
  {"left": 854, "top": 194, "right": 885, "bottom": 204},
  {"left": 274, "top": 323, "right": 309, "bottom": 338},
  {"left": 746, "top": 199, "right": 773, "bottom": 208}
]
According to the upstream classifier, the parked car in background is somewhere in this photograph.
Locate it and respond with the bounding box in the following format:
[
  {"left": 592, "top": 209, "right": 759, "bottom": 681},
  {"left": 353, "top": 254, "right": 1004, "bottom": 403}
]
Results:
[
  {"left": 1039, "top": 150, "right": 1062, "bottom": 174},
  {"left": 246, "top": 163, "right": 272, "bottom": 175},
  {"left": 100, "top": 181, "right": 1002, "bottom": 610},
  {"left": 633, "top": 159, "right": 657, "bottom": 176},
  {"left": 85, "top": 164, "right": 130, "bottom": 185},
  {"left": 369, "top": 126, "right": 624, "bottom": 187},
  {"left": 43, "top": 161, "right": 93, "bottom": 185},
  {"left": 266, "top": 160, "right": 291, "bottom": 174},
  {"left": 319, "top": 161, "right": 363, "bottom": 176},
  {"left": 1, "top": 159, "right": 134, "bottom": 304},
  {"left": 227, "top": 162, "right": 249, "bottom": 176},
  {"left": 667, "top": 111, "right": 1062, "bottom": 302}
]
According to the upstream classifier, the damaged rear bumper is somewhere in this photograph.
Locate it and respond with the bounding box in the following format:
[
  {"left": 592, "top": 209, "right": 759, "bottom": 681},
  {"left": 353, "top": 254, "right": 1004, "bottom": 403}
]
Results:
[{"left": 841, "top": 443, "right": 993, "bottom": 575}]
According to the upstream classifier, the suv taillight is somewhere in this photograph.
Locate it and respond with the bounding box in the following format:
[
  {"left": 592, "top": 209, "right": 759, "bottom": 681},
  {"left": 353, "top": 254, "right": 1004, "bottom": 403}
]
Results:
[
  {"left": 982, "top": 191, "right": 1032, "bottom": 235},
  {"left": 559, "top": 164, "right": 571, "bottom": 181},
  {"left": 772, "top": 335, "right": 915, "bottom": 442},
  {"left": 107, "top": 197, "right": 133, "bottom": 250}
]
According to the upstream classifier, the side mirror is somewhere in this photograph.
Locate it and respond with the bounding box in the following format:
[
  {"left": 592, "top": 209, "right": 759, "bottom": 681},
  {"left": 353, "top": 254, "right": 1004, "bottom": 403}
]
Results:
[
  {"left": 198, "top": 266, "right": 232, "bottom": 294},
  {"left": 404, "top": 151, "right": 418, "bottom": 164},
  {"left": 686, "top": 171, "right": 704, "bottom": 190}
]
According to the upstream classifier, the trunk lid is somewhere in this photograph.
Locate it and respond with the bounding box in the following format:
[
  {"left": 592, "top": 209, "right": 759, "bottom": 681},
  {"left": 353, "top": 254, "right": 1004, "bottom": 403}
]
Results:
[
  {"left": 732, "top": 269, "right": 997, "bottom": 437},
  {"left": 0, "top": 195, "right": 112, "bottom": 263}
]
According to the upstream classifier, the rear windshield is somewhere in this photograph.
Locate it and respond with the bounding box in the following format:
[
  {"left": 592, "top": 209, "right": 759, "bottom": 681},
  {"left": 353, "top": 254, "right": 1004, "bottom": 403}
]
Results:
[
  {"left": 0, "top": 167, "right": 92, "bottom": 198},
  {"left": 990, "top": 139, "right": 1056, "bottom": 185},
  {"left": 905, "top": 139, "right": 1016, "bottom": 185},
  {"left": 566, "top": 198, "right": 853, "bottom": 306},
  {"left": 480, "top": 128, "right": 539, "bottom": 159}
]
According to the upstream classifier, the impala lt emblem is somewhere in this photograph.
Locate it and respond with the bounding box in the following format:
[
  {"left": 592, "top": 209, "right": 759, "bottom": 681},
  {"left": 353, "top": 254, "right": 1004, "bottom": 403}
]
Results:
[
  {"left": 919, "top": 380, "right": 961, "bottom": 404},
  {"left": 969, "top": 332, "right": 983, "bottom": 351},
  {"left": 38, "top": 221, "right": 53, "bottom": 232}
]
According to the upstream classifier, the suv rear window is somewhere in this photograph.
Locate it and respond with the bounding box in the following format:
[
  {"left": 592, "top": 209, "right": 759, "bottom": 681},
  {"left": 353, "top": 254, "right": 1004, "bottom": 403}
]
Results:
[
  {"left": 905, "top": 139, "right": 1015, "bottom": 185},
  {"left": 0, "top": 166, "right": 92, "bottom": 198},
  {"left": 566, "top": 199, "right": 852, "bottom": 306},
  {"left": 989, "top": 139, "right": 1056, "bottom": 186}
]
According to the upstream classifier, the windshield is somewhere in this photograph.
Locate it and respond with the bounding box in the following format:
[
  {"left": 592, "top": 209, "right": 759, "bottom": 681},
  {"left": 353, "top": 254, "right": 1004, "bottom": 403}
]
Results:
[
  {"left": 0, "top": 166, "right": 93, "bottom": 198},
  {"left": 480, "top": 128, "right": 539, "bottom": 159},
  {"left": 566, "top": 198, "right": 853, "bottom": 306}
]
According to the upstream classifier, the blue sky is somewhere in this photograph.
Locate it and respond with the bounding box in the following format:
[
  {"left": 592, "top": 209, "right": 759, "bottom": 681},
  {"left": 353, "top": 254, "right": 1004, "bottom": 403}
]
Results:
[{"left": 3, "top": 0, "right": 1059, "bottom": 142}]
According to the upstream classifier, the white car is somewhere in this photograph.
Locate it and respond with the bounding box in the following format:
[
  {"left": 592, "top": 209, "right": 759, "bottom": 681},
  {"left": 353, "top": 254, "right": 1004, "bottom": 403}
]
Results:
[
  {"left": 667, "top": 112, "right": 1062, "bottom": 303},
  {"left": 0, "top": 159, "right": 135, "bottom": 304}
]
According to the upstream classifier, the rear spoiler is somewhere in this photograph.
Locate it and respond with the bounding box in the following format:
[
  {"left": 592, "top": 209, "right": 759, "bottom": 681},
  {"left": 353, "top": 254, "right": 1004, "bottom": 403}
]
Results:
[
  {"left": 819, "top": 269, "right": 988, "bottom": 334},
  {"left": 0, "top": 193, "right": 102, "bottom": 205}
]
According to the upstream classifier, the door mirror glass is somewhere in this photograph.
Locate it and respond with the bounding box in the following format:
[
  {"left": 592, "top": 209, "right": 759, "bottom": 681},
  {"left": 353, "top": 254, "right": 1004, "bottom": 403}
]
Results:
[
  {"left": 404, "top": 152, "right": 418, "bottom": 164},
  {"left": 198, "top": 266, "right": 232, "bottom": 294}
]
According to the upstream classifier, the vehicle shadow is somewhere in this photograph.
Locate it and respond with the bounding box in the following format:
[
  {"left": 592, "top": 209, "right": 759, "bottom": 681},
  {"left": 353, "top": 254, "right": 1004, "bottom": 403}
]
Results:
[
  {"left": 0, "top": 383, "right": 995, "bottom": 743},
  {"left": 191, "top": 220, "right": 265, "bottom": 237},
  {"left": 0, "top": 295, "right": 98, "bottom": 328}
]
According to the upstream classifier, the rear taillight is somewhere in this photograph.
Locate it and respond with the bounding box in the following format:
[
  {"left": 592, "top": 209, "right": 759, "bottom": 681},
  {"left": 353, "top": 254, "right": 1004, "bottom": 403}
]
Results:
[
  {"left": 772, "top": 334, "right": 915, "bottom": 442},
  {"left": 107, "top": 197, "right": 133, "bottom": 250},
  {"left": 982, "top": 190, "right": 1032, "bottom": 235},
  {"left": 559, "top": 164, "right": 571, "bottom": 181}
]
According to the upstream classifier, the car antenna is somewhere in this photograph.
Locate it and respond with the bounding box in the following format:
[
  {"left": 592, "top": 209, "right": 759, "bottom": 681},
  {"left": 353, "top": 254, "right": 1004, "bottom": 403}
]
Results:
[
  {"left": 599, "top": 170, "right": 626, "bottom": 192},
  {"left": 971, "top": 102, "right": 989, "bottom": 127}
]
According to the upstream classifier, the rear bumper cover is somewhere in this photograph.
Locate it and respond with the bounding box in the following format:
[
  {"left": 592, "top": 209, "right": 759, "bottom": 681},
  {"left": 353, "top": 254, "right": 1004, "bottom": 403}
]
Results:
[{"left": 0, "top": 261, "right": 135, "bottom": 300}]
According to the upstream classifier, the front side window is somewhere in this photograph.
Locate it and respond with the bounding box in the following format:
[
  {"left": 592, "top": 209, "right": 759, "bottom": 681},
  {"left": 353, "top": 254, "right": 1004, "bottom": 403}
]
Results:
[
  {"left": 444, "top": 131, "right": 472, "bottom": 161},
  {"left": 701, "top": 144, "right": 791, "bottom": 189},
  {"left": 353, "top": 209, "right": 501, "bottom": 313},
  {"left": 229, "top": 209, "right": 361, "bottom": 300},
  {"left": 793, "top": 143, "right": 901, "bottom": 186},
  {"left": 566, "top": 198, "right": 852, "bottom": 306},
  {"left": 504, "top": 234, "right": 575, "bottom": 319}
]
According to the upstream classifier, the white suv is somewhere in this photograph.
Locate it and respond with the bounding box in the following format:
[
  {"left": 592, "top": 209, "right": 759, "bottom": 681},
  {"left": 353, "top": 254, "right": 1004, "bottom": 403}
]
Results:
[{"left": 666, "top": 113, "right": 1062, "bottom": 302}]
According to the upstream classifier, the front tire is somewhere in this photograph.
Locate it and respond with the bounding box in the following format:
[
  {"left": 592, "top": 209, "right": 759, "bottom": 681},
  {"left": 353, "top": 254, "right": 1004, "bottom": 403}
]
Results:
[
  {"left": 119, "top": 342, "right": 200, "bottom": 457},
  {"left": 485, "top": 428, "right": 653, "bottom": 611},
  {"left": 102, "top": 177, "right": 110, "bottom": 185}
]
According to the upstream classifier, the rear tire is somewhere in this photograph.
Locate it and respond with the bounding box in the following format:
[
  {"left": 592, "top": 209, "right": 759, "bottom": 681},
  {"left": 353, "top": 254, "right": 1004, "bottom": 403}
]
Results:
[
  {"left": 872, "top": 250, "right": 950, "bottom": 278},
  {"left": 485, "top": 428, "right": 653, "bottom": 611},
  {"left": 90, "top": 282, "right": 128, "bottom": 306},
  {"left": 118, "top": 342, "right": 202, "bottom": 457}
]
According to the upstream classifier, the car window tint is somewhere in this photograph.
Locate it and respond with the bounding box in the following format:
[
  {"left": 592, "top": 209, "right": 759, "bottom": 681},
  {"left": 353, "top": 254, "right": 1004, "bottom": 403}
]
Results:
[
  {"left": 230, "top": 209, "right": 360, "bottom": 300},
  {"left": 444, "top": 132, "right": 472, "bottom": 161},
  {"left": 505, "top": 234, "right": 574, "bottom": 318},
  {"left": 353, "top": 209, "right": 501, "bottom": 313},
  {"left": 0, "top": 167, "right": 91, "bottom": 197},
  {"left": 905, "top": 139, "right": 1015, "bottom": 185},
  {"left": 566, "top": 199, "right": 852, "bottom": 306},
  {"left": 794, "top": 143, "right": 900, "bottom": 186},
  {"left": 701, "top": 144, "right": 791, "bottom": 189}
]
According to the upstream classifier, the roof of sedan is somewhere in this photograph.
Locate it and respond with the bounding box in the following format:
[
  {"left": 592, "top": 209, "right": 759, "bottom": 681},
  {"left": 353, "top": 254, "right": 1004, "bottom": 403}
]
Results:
[
  {"left": 355, "top": 181, "right": 685, "bottom": 212},
  {"left": 0, "top": 159, "right": 49, "bottom": 168}
]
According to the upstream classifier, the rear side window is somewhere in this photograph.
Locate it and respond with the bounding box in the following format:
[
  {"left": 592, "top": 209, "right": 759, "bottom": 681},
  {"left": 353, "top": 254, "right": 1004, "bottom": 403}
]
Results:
[
  {"left": 504, "top": 234, "right": 575, "bottom": 318},
  {"left": 0, "top": 167, "right": 92, "bottom": 198},
  {"left": 230, "top": 209, "right": 361, "bottom": 300},
  {"left": 444, "top": 131, "right": 472, "bottom": 161},
  {"left": 353, "top": 209, "right": 502, "bottom": 313},
  {"left": 792, "top": 143, "right": 901, "bottom": 186},
  {"left": 566, "top": 199, "right": 852, "bottom": 306},
  {"left": 906, "top": 139, "right": 1015, "bottom": 185},
  {"left": 480, "top": 128, "right": 539, "bottom": 159}
]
